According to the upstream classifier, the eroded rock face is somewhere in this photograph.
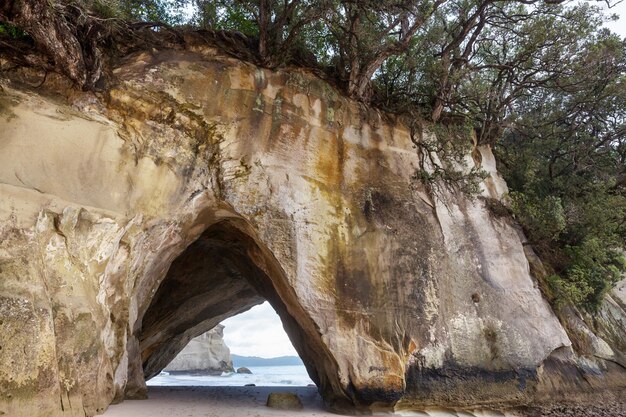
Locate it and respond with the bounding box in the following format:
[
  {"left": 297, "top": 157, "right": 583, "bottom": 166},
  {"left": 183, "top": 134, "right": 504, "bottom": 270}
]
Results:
[
  {"left": 0, "top": 45, "right": 624, "bottom": 417},
  {"left": 163, "top": 325, "right": 233, "bottom": 374},
  {"left": 266, "top": 392, "right": 303, "bottom": 409}
]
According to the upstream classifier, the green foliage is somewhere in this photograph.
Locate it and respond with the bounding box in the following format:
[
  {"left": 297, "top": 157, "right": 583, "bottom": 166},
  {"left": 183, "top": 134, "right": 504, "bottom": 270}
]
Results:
[
  {"left": 89, "top": 0, "right": 191, "bottom": 23},
  {"left": 566, "top": 241, "right": 625, "bottom": 309},
  {"left": 86, "top": 0, "right": 124, "bottom": 18},
  {"left": 371, "top": 41, "right": 435, "bottom": 113},
  {"left": 546, "top": 242, "right": 625, "bottom": 311},
  {"left": 192, "top": 1, "right": 257, "bottom": 33},
  {"left": 510, "top": 192, "right": 566, "bottom": 243},
  {"left": 126, "top": 0, "right": 190, "bottom": 24},
  {"left": 546, "top": 274, "right": 593, "bottom": 310},
  {"left": 0, "top": 22, "right": 29, "bottom": 39},
  {"left": 413, "top": 122, "right": 489, "bottom": 198},
  {"left": 415, "top": 164, "right": 488, "bottom": 198},
  {"left": 498, "top": 31, "right": 626, "bottom": 311}
]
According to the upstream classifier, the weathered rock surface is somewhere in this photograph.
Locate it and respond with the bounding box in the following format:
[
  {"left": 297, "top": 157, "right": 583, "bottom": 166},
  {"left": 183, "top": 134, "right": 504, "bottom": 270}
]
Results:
[
  {"left": 0, "top": 43, "right": 624, "bottom": 417},
  {"left": 163, "top": 325, "right": 233, "bottom": 374},
  {"left": 266, "top": 392, "right": 303, "bottom": 410}
]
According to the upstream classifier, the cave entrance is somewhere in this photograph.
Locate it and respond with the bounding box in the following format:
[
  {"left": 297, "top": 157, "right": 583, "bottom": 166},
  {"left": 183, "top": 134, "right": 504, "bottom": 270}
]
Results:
[
  {"left": 146, "top": 302, "right": 314, "bottom": 387},
  {"left": 136, "top": 219, "right": 324, "bottom": 394}
]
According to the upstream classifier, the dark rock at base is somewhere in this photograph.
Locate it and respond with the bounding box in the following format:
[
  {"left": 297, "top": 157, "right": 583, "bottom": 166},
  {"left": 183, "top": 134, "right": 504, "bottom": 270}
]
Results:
[
  {"left": 236, "top": 367, "right": 252, "bottom": 374},
  {"left": 266, "top": 392, "right": 303, "bottom": 410},
  {"left": 245, "top": 383, "right": 256, "bottom": 386}
]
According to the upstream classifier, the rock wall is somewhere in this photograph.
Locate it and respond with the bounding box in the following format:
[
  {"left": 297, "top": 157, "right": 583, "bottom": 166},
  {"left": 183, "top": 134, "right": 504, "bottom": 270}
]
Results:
[
  {"left": 0, "top": 43, "right": 624, "bottom": 417},
  {"left": 163, "top": 325, "right": 233, "bottom": 374}
]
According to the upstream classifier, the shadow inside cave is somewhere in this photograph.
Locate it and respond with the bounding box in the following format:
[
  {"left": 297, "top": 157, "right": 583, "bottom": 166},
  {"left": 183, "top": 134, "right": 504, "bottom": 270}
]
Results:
[{"left": 135, "top": 219, "right": 326, "bottom": 398}]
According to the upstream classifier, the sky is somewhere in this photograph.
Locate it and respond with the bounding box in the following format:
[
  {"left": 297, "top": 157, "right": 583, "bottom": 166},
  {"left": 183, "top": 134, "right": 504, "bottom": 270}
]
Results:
[
  {"left": 602, "top": 0, "right": 626, "bottom": 37},
  {"left": 221, "top": 302, "right": 298, "bottom": 358},
  {"left": 217, "top": 2, "right": 626, "bottom": 361}
]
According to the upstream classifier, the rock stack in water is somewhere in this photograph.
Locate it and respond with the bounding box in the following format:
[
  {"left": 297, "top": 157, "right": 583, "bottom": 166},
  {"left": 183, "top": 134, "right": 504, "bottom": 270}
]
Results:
[{"left": 164, "top": 325, "right": 234, "bottom": 375}]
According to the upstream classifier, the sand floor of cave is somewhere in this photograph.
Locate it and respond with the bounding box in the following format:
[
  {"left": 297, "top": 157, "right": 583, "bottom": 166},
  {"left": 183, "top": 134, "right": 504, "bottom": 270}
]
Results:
[
  {"left": 101, "top": 386, "right": 516, "bottom": 417},
  {"left": 102, "top": 386, "right": 335, "bottom": 417}
]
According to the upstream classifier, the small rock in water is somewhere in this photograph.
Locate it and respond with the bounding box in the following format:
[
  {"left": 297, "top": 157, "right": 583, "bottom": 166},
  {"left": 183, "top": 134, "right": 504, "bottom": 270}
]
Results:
[
  {"left": 245, "top": 383, "right": 256, "bottom": 386},
  {"left": 266, "top": 392, "right": 303, "bottom": 410},
  {"left": 236, "top": 367, "right": 252, "bottom": 374}
]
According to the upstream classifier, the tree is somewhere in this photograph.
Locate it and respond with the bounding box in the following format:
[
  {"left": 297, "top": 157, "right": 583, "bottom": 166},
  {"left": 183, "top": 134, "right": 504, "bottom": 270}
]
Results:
[
  {"left": 118, "top": 0, "right": 190, "bottom": 24},
  {"left": 323, "top": 0, "right": 446, "bottom": 100},
  {"left": 0, "top": 0, "right": 104, "bottom": 87},
  {"left": 454, "top": 2, "right": 604, "bottom": 143},
  {"left": 497, "top": 31, "right": 626, "bottom": 310},
  {"left": 189, "top": 0, "right": 329, "bottom": 67}
]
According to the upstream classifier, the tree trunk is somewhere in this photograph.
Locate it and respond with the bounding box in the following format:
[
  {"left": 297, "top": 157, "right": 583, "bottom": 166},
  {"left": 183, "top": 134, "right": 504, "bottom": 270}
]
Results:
[
  {"left": 349, "top": 54, "right": 388, "bottom": 101},
  {"left": 0, "top": 0, "right": 90, "bottom": 87},
  {"left": 431, "top": 57, "right": 451, "bottom": 122},
  {"left": 431, "top": 98, "right": 444, "bottom": 122},
  {"left": 258, "top": 0, "right": 269, "bottom": 65}
]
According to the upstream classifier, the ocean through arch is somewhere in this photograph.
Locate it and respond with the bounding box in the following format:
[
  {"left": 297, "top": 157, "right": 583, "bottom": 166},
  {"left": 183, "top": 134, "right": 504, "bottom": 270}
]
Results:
[{"left": 147, "top": 302, "right": 315, "bottom": 388}]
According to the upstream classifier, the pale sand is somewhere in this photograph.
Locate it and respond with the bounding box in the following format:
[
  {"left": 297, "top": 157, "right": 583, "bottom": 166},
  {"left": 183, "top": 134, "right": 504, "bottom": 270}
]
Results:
[
  {"left": 102, "top": 386, "right": 339, "bottom": 417},
  {"left": 100, "top": 386, "right": 519, "bottom": 417}
]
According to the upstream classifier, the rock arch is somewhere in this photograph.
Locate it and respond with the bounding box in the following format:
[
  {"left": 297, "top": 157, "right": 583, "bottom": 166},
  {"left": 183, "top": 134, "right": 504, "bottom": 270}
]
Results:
[
  {"left": 131, "top": 217, "right": 346, "bottom": 407},
  {"left": 1, "top": 46, "right": 624, "bottom": 417}
]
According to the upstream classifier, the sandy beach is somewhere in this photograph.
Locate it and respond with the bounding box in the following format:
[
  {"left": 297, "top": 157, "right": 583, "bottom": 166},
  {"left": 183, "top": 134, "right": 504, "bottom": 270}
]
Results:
[
  {"left": 101, "top": 386, "right": 626, "bottom": 417},
  {"left": 102, "top": 386, "right": 338, "bottom": 417},
  {"left": 101, "top": 386, "right": 519, "bottom": 417}
]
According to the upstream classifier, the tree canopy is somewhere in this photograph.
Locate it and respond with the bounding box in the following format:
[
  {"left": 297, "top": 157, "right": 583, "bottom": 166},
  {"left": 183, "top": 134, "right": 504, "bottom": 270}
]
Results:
[{"left": 1, "top": 0, "right": 625, "bottom": 311}]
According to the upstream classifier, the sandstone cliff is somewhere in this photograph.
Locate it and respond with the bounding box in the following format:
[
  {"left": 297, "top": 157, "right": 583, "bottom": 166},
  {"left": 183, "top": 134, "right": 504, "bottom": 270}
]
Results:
[
  {"left": 163, "top": 325, "right": 233, "bottom": 374},
  {"left": 0, "top": 41, "right": 624, "bottom": 417}
]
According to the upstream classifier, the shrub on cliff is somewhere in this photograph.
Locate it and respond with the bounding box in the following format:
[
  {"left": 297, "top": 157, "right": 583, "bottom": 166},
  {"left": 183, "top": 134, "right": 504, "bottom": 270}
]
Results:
[{"left": 496, "top": 33, "right": 626, "bottom": 311}]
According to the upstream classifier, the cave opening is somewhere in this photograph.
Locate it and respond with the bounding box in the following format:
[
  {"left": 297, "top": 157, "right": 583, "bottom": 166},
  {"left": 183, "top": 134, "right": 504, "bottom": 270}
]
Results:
[
  {"left": 135, "top": 219, "right": 324, "bottom": 393},
  {"left": 146, "top": 301, "right": 314, "bottom": 387}
]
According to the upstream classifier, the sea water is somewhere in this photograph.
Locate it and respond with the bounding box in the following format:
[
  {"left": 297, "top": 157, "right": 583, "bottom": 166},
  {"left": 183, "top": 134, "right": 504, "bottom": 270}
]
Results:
[{"left": 147, "top": 365, "right": 315, "bottom": 387}]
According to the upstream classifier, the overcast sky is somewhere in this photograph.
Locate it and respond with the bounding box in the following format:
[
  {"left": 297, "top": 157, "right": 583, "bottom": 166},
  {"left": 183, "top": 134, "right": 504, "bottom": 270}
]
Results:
[
  {"left": 219, "top": 4, "right": 626, "bottom": 360},
  {"left": 221, "top": 302, "right": 298, "bottom": 358},
  {"left": 603, "top": 0, "right": 626, "bottom": 37}
]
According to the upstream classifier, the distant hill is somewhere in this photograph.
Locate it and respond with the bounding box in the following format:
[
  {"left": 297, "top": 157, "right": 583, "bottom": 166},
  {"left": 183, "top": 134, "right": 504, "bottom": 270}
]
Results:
[{"left": 231, "top": 354, "right": 304, "bottom": 367}]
